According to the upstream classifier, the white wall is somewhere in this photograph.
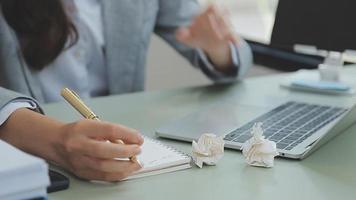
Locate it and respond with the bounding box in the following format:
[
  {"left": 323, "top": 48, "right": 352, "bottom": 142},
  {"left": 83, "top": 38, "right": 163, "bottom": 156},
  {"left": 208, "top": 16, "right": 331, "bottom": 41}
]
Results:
[{"left": 145, "top": 35, "right": 211, "bottom": 91}]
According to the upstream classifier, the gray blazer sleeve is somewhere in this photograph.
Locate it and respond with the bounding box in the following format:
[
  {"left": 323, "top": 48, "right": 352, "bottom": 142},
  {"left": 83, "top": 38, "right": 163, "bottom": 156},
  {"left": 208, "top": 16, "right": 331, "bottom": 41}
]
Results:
[
  {"left": 154, "top": 0, "right": 253, "bottom": 81},
  {"left": 0, "top": 87, "right": 42, "bottom": 114}
]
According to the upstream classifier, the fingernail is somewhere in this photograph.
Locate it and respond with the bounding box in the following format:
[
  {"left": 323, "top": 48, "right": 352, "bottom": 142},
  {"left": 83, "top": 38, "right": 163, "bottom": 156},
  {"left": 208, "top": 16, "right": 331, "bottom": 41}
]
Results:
[
  {"left": 137, "top": 159, "right": 144, "bottom": 168},
  {"left": 137, "top": 134, "right": 144, "bottom": 144},
  {"left": 134, "top": 145, "right": 142, "bottom": 154},
  {"left": 138, "top": 133, "right": 144, "bottom": 139}
]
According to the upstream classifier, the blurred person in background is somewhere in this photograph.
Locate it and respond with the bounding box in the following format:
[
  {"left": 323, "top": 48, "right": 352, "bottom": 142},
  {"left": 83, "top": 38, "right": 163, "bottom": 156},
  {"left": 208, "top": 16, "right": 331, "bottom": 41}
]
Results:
[{"left": 0, "top": 0, "right": 252, "bottom": 181}]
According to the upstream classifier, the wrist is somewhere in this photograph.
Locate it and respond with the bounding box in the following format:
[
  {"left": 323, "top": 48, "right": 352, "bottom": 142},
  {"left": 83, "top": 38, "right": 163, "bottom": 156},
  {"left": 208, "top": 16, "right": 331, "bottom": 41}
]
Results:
[
  {"left": 50, "top": 122, "right": 74, "bottom": 168},
  {"left": 204, "top": 43, "right": 233, "bottom": 72},
  {"left": 51, "top": 123, "right": 77, "bottom": 170},
  {"left": 26, "top": 113, "right": 65, "bottom": 166}
]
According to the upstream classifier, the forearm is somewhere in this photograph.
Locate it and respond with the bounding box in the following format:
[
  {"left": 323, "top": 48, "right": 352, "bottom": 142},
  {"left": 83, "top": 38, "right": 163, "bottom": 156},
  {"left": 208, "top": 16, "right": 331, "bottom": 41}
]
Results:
[
  {"left": 0, "top": 108, "right": 144, "bottom": 181},
  {"left": 0, "top": 108, "right": 64, "bottom": 164}
]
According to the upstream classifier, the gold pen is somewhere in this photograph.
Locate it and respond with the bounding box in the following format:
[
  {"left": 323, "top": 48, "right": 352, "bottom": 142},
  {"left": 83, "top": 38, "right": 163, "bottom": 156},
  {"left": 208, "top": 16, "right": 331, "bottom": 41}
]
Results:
[{"left": 61, "top": 88, "right": 137, "bottom": 162}]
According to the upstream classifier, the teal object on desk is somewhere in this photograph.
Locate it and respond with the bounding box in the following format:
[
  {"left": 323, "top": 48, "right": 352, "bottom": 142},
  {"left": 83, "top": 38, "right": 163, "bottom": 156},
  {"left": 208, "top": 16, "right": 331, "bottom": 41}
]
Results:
[{"left": 292, "top": 80, "right": 351, "bottom": 91}]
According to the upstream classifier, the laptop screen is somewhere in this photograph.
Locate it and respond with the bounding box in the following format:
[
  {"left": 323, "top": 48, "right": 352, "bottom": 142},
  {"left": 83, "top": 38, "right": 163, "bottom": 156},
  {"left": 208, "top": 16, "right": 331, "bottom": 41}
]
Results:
[{"left": 271, "top": 0, "right": 356, "bottom": 52}]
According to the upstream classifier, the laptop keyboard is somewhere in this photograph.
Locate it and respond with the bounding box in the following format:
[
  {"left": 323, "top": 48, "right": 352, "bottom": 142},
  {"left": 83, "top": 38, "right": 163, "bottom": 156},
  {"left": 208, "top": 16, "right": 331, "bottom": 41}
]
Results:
[{"left": 224, "top": 101, "right": 348, "bottom": 150}]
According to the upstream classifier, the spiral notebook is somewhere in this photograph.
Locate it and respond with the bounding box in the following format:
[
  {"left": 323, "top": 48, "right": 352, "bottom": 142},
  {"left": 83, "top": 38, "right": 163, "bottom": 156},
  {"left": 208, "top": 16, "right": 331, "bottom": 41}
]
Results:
[{"left": 126, "top": 137, "right": 191, "bottom": 180}]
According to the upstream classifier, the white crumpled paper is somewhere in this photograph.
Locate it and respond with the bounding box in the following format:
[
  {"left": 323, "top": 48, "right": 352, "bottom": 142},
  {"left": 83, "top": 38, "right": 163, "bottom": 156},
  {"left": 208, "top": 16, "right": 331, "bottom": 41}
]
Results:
[
  {"left": 192, "top": 133, "right": 225, "bottom": 168},
  {"left": 241, "top": 123, "right": 279, "bottom": 168}
]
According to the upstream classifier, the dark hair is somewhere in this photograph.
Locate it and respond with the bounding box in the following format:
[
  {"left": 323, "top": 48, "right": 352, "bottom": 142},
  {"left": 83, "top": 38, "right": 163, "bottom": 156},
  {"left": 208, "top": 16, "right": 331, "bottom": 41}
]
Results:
[{"left": 1, "top": 0, "right": 78, "bottom": 70}]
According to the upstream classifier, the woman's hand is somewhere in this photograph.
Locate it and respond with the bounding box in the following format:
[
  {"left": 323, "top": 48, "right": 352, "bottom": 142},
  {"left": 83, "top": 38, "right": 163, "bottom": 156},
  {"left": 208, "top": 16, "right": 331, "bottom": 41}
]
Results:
[
  {"left": 0, "top": 108, "right": 144, "bottom": 182},
  {"left": 176, "top": 4, "right": 238, "bottom": 72},
  {"left": 56, "top": 120, "right": 144, "bottom": 181}
]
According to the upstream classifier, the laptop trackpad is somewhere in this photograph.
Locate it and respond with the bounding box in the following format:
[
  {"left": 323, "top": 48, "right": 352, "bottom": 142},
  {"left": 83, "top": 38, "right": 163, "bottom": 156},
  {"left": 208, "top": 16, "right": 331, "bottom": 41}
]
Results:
[{"left": 156, "top": 103, "right": 270, "bottom": 142}]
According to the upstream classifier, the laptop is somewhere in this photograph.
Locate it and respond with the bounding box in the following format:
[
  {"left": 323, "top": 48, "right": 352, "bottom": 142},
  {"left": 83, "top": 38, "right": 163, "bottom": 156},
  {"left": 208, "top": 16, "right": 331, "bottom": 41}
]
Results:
[
  {"left": 251, "top": 0, "right": 356, "bottom": 71},
  {"left": 156, "top": 101, "right": 356, "bottom": 159}
]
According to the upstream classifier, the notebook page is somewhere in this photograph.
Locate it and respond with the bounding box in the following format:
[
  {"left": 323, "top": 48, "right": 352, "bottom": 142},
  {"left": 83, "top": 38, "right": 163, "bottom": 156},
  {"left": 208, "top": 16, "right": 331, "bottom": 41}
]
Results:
[
  {"left": 127, "top": 163, "right": 191, "bottom": 180},
  {"left": 135, "top": 137, "right": 191, "bottom": 174}
]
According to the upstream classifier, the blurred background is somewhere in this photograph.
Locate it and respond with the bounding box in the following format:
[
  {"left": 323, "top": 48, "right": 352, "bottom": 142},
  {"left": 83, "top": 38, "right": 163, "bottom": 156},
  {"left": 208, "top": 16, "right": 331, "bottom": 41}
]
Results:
[
  {"left": 145, "top": 0, "right": 280, "bottom": 91},
  {"left": 146, "top": 0, "right": 356, "bottom": 90}
]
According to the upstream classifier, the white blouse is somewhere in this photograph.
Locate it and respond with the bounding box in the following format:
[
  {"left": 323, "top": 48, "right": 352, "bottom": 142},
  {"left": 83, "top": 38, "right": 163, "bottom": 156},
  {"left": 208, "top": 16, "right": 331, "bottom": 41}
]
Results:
[{"left": 35, "top": 0, "right": 108, "bottom": 102}]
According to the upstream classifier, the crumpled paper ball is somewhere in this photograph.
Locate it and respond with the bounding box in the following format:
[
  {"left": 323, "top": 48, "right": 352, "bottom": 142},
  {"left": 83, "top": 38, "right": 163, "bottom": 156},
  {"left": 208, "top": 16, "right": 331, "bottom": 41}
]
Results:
[
  {"left": 192, "top": 133, "right": 225, "bottom": 168},
  {"left": 241, "top": 122, "right": 279, "bottom": 168}
]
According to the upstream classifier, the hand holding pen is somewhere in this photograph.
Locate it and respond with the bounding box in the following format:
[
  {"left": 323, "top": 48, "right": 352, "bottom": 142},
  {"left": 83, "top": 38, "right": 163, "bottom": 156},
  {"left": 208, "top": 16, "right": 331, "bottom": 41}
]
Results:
[
  {"left": 57, "top": 88, "right": 143, "bottom": 181},
  {"left": 61, "top": 88, "right": 139, "bottom": 162}
]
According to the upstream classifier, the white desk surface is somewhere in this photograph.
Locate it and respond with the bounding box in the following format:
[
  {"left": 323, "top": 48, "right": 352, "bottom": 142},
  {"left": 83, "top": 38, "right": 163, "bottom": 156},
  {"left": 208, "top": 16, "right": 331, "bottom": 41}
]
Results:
[{"left": 47, "top": 67, "right": 356, "bottom": 200}]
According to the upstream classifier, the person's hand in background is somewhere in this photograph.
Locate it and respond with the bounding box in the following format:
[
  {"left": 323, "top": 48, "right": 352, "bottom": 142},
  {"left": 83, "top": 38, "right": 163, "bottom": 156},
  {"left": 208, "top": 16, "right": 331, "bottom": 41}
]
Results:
[
  {"left": 0, "top": 108, "right": 144, "bottom": 182},
  {"left": 176, "top": 4, "right": 238, "bottom": 73}
]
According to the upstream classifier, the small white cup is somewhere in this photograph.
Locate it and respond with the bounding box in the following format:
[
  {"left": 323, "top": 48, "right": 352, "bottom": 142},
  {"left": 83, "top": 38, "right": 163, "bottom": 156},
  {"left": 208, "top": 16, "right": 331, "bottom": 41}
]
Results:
[{"left": 318, "top": 64, "right": 341, "bottom": 82}]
